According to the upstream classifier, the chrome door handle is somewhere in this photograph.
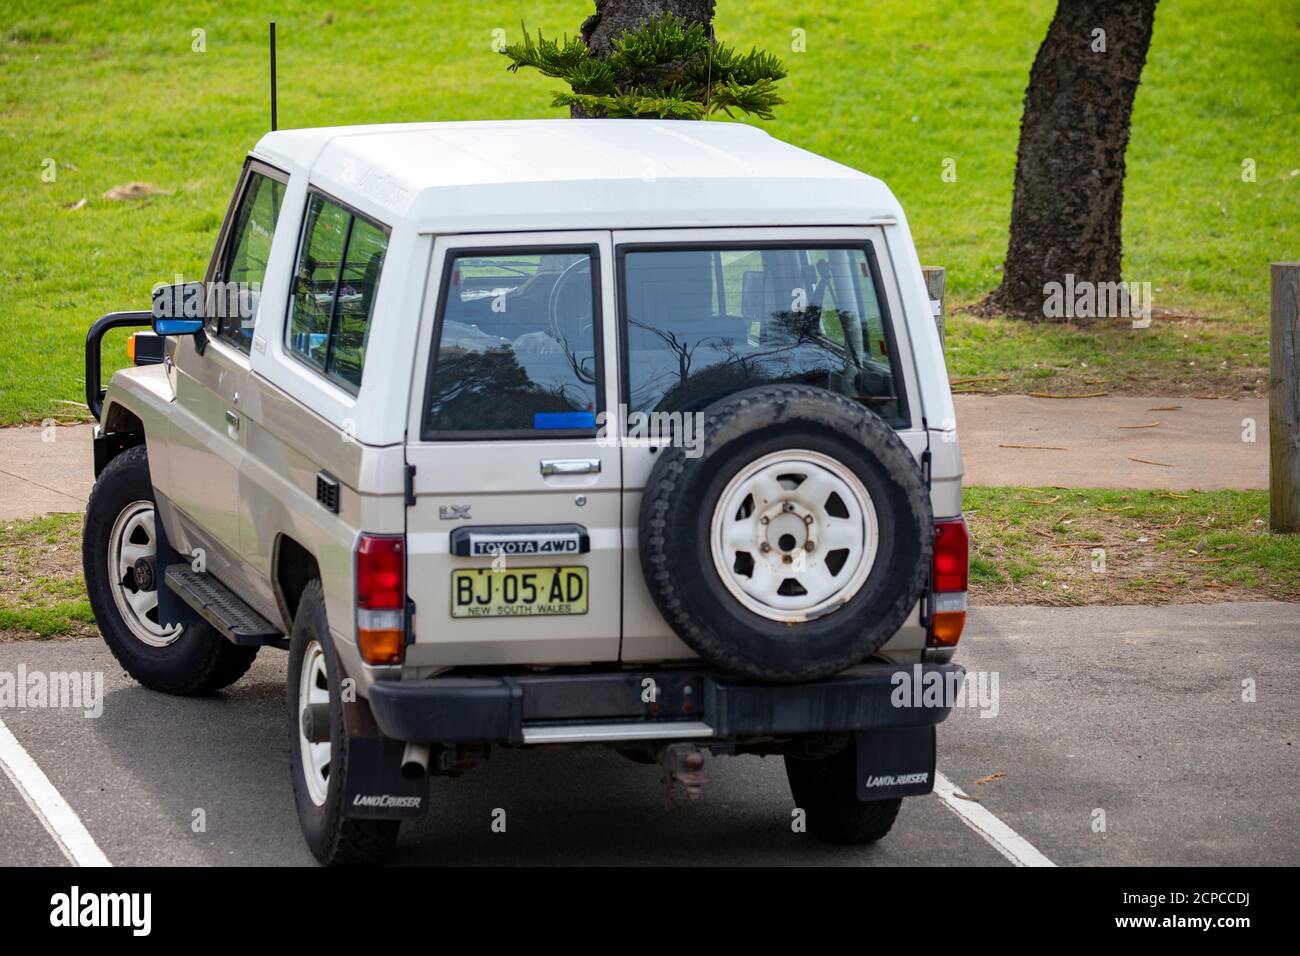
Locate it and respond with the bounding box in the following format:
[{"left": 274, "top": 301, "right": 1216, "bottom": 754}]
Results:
[
  {"left": 540, "top": 458, "right": 600, "bottom": 476},
  {"left": 225, "top": 409, "right": 240, "bottom": 432}
]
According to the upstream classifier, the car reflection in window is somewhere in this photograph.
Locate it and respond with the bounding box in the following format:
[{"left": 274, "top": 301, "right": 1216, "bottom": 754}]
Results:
[{"left": 427, "top": 251, "right": 599, "bottom": 435}]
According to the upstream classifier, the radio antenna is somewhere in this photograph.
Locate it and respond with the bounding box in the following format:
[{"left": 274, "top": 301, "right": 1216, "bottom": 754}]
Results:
[{"left": 269, "top": 20, "right": 278, "bottom": 131}]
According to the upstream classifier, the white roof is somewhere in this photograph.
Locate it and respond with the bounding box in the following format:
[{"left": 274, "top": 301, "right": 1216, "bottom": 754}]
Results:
[{"left": 251, "top": 120, "right": 901, "bottom": 233}]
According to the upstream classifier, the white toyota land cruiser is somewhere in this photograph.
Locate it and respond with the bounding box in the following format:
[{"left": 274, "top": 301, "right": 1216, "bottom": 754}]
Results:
[{"left": 82, "top": 119, "right": 968, "bottom": 866}]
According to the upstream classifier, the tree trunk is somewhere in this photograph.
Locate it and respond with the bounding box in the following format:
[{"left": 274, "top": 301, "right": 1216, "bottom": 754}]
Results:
[
  {"left": 985, "top": 0, "right": 1159, "bottom": 317},
  {"left": 572, "top": 0, "right": 716, "bottom": 116}
]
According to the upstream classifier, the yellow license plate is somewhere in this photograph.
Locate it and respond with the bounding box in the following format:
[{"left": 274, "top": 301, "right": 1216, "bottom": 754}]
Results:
[{"left": 451, "top": 566, "right": 588, "bottom": 618}]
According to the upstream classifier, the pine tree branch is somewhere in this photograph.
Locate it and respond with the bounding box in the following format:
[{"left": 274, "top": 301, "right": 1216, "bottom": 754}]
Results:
[
  {"left": 503, "top": 11, "right": 786, "bottom": 121},
  {"left": 501, "top": 22, "right": 592, "bottom": 79}
]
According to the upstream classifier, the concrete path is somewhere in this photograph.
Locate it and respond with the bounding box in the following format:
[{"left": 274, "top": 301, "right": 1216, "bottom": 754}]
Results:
[
  {"left": 0, "top": 395, "right": 1270, "bottom": 521},
  {"left": 957, "top": 395, "right": 1268, "bottom": 490},
  {"left": 1, "top": 602, "right": 1295, "bottom": 866},
  {"left": 0, "top": 424, "right": 95, "bottom": 519}
]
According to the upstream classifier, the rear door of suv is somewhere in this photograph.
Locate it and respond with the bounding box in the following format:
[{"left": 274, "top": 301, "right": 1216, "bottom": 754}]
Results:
[
  {"left": 612, "top": 226, "right": 928, "bottom": 663},
  {"left": 403, "top": 232, "right": 623, "bottom": 668}
]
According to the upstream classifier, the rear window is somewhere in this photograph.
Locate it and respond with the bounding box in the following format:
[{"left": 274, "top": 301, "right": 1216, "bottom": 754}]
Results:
[
  {"left": 423, "top": 248, "right": 602, "bottom": 437},
  {"left": 620, "top": 244, "right": 906, "bottom": 426}
]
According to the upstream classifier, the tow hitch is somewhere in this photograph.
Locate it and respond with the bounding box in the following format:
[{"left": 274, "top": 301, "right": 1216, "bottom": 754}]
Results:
[{"left": 657, "top": 742, "right": 708, "bottom": 805}]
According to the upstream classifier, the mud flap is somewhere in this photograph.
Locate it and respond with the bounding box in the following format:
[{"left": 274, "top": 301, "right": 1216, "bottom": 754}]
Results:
[
  {"left": 855, "top": 725, "right": 936, "bottom": 801},
  {"left": 152, "top": 507, "right": 202, "bottom": 633},
  {"left": 340, "top": 736, "right": 431, "bottom": 820}
]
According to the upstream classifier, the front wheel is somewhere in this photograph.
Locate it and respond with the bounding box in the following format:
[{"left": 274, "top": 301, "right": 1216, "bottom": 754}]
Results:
[
  {"left": 785, "top": 745, "right": 902, "bottom": 844},
  {"left": 288, "top": 580, "right": 399, "bottom": 867},
  {"left": 82, "top": 446, "right": 256, "bottom": 695}
]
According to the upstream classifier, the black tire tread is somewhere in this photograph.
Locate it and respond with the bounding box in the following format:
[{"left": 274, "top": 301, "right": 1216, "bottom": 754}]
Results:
[
  {"left": 288, "top": 580, "right": 399, "bottom": 867},
  {"left": 82, "top": 445, "right": 257, "bottom": 696},
  {"left": 639, "top": 383, "right": 932, "bottom": 682},
  {"left": 785, "top": 747, "right": 902, "bottom": 844}
]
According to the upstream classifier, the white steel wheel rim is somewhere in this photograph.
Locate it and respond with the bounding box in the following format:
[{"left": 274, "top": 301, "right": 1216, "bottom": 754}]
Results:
[
  {"left": 107, "top": 501, "right": 181, "bottom": 647},
  {"left": 710, "top": 449, "right": 879, "bottom": 623},
  {"left": 298, "top": 640, "right": 332, "bottom": 807}
]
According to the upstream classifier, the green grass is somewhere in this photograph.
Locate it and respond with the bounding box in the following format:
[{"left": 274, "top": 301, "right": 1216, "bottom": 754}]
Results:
[
  {"left": 0, "top": 601, "right": 95, "bottom": 638},
  {"left": 944, "top": 313, "right": 1268, "bottom": 397},
  {"left": 0, "top": 512, "right": 93, "bottom": 639},
  {"left": 1, "top": 0, "right": 1296, "bottom": 423},
  {"left": 965, "top": 486, "right": 1300, "bottom": 605}
]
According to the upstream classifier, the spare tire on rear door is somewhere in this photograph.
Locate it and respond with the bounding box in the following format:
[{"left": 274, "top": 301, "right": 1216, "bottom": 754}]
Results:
[{"left": 638, "top": 384, "right": 932, "bottom": 683}]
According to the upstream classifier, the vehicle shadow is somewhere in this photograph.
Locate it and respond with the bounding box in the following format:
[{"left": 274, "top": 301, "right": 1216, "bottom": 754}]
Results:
[
  {"left": 394, "top": 745, "right": 916, "bottom": 867},
  {"left": 87, "top": 655, "right": 936, "bottom": 866}
]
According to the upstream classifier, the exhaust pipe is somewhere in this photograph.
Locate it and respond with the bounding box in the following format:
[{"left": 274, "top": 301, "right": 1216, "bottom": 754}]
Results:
[{"left": 400, "top": 741, "right": 431, "bottom": 779}]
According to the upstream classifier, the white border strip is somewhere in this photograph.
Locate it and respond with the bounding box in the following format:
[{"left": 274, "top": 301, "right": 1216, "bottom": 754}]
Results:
[
  {"left": 0, "top": 718, "right": 111, "bottom": 867},
  {"left": 934, "top": 772, "right": 1055, "bottom": 867}
]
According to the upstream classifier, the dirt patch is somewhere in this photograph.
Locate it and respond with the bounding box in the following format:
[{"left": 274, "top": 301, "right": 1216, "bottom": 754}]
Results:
[
  {"left": 101, "top": 181, "right": 163, "bottom": 201},
  {"left": 0, "top": 513, "right": 96, "bottom": 641},
  {"left": 966, "top": 487, "right": 1299, "bottom": 607}
]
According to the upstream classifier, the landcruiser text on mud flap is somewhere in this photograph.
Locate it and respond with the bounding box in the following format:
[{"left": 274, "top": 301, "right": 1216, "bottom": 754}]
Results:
[{"left": 82, "top": 120, "right": 967, "bottom": 865}]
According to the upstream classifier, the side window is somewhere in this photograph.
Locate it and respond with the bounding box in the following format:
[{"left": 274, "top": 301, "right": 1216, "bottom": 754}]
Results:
[
  {"left": 286, "top": 194, "right": 389, "bottom": 393},
  {"left": 213, "top": 171, "right": 285, "bottom": 352},
  {"left": 333, "top": 218, "right": 388, "bottom": 389},
  {"left": 424, "top": 249, "right": 600, "bottom": 436},
  {"left": 621, "top": 245, "right": 906, "bottom": 426}
]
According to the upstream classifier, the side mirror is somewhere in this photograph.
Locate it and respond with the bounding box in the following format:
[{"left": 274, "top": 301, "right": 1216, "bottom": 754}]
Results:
[{"left": 151, "top": 281, "right": 207, "bottom": 336}]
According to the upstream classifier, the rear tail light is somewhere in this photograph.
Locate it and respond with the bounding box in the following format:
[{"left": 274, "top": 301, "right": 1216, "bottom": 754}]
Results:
[
  {"left": 928, "top": 517, "right": 968, "bottom": 647},
  {"left": 356, "top": 533, "right": 405, "bottom": 665}
]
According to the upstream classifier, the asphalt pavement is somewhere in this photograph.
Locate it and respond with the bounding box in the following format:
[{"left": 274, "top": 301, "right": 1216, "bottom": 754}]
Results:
[{"left": 1, "top": 602, "right": 1295, "bottom": 867}]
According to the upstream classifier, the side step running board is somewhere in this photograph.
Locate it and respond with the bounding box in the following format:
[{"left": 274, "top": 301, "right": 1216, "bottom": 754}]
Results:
[{"left": 164, "top": 564, "right": 286, "bottom": 649}]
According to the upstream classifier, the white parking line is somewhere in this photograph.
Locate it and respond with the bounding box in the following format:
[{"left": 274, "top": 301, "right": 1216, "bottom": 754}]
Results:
[
  {"left": 934, "top": 771, "right": 1055, "bottom": 867},
  {"left": 0, "top": 718, "right": 112, "bottom": 867}
]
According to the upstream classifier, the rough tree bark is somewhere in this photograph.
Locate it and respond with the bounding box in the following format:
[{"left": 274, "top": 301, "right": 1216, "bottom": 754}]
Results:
[
  {"left": 572, "top": 0, "right": 716, "bottom": 116},
  {"left": 580, "top": 0, "right": 715, "bottom": 53},
  {"left": 984, "top": 0, "right": 1159, "bottom": 317}
]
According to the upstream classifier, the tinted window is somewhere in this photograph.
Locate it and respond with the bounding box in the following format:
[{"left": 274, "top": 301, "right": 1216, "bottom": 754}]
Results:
[
  {"left": 286, "top": 194, "right": 388, "bottom": 392},
  {"left": 426, "top": 250, "right": 600, "bottom": 435},
  {"left": 214, "top": 171, "right": 284, "bottom": 352},
  {"left": 331, "top": 218, "right": 387, "bottom": 389},
  {"left": 621, "top": 246, "right": 904, "bottom": 424}
]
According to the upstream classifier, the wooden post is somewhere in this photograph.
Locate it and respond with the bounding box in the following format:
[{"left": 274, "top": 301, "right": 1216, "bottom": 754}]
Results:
[
  {"left": 923, "top": 266, "right": 946, "bottom": 351},
  {"left": 1271, "top": 262, "right": 1300, "bottom": 532}
]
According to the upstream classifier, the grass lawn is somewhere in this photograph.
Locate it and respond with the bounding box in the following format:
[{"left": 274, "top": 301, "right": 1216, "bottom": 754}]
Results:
[
  {"left": 3, "top": 488, "right": 1294, "bottom": 641},
  {"left": 1, "top": 0, "right": 1296, "bottom": 423},
  {"left": 945, "top": 313, "right": 1268, "bottom": 398},
  {"left": 966, "top": 486, "right": 1300, "bottom": 606},
  {"left": 0, "top": 512, "right": 94, "bottom": 640}
]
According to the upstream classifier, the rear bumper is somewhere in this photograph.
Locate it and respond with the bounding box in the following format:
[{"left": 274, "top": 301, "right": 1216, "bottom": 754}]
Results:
[{"left": 367, "top": 662, "right": 965, "bottom": 745}]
